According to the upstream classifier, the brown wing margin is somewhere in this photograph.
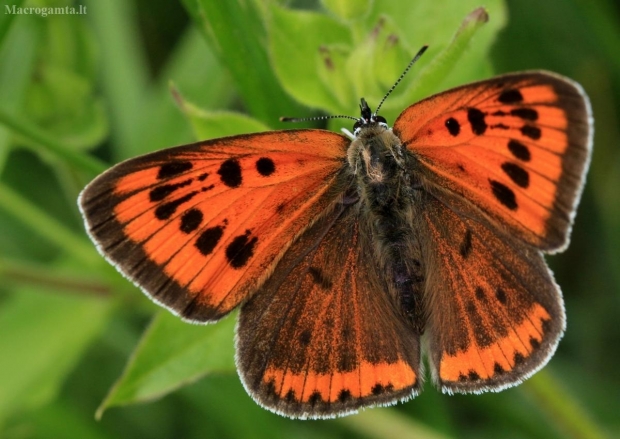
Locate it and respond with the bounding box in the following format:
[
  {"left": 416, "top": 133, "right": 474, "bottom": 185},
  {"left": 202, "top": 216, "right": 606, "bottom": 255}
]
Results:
[
  {"left": 236, "top": 201, "right": 421, "bottom": 419},
  {"left": 416, "top": 195, "right": 565, "bottom": 393}
]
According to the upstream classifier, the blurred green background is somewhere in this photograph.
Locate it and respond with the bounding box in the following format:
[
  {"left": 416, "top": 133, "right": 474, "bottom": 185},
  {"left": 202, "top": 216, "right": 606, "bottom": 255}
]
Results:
[{"left": 0, "top": 0, "right": 618, "bottom": 438}]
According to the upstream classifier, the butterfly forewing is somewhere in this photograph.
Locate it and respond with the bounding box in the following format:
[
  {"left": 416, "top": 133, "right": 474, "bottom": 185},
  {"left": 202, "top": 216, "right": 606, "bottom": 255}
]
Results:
[
  {"left": 79, "top": 130, "right": 349, "bottom": 322},
  {"left": 237, "top": 201, "right": 421, "bottom": 418},
  {"left": 394, "top": 72, "right": 592, "bottom": 252}
]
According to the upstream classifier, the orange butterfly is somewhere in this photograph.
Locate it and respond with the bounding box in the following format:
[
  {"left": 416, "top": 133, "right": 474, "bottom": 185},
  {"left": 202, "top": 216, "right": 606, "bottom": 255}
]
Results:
[{"left": 79, "top": 46, "right": 592, "bottom": 419}]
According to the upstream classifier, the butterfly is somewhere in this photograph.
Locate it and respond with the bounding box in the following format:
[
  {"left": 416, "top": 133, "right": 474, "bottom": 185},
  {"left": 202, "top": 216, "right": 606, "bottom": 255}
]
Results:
[{"left": 79, "top": 46, "right": 592, "bottom": 419}]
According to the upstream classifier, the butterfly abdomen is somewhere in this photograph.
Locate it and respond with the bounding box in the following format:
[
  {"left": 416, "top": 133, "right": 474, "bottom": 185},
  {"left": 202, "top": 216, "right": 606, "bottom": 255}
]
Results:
[{"left": 350, "top": 127, "right": 426, "bottom": 331}]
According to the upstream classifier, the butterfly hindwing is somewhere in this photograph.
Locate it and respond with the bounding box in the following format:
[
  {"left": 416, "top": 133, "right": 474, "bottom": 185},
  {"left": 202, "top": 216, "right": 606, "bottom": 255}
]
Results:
[
  {"left": 237, "top": 200, "right": 421, "bottom": 418},
  {"left": 395, "top": 72, "right": 592, "bottom": 252},
  {"left": 415, "top": 194, "right": 564, "bottom": 392},
  {"left": 79, "top": 130, "right": 349, "bottom": 322}
]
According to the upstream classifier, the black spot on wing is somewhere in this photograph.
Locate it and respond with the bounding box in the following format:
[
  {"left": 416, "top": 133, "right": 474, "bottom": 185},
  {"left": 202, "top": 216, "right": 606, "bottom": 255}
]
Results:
[
  {"left": 180, "top": 208, "right": 203, "bottom": 233},
  {"left": 489, "top": 180, "right": 517, "bottom": 210},
  {"left": 157, "top": 161, "right": 193, "bottom": 179},
  {"left": 508, "top": 139, "right": 531, "bottom": 161},
  {"left": 149, "top": 178, "right": 193, "bottom": 202},
  {"left": 511, "top": 108, "right": 538, "bottom": 121},
  {"left": 196, "top": 225, "right": 225, "bottom": 255},
  {"left": 521, "top": 125, "right": 541, "bottom": 140},
  {"left": 226, "top": 230, "right": 258, "bottom": 268},
  {"left": 467, "top": 108, "right": 487, "bottom": 135},
  {"left": 445, "top": 117, "right": 460, "bottom": 136},
  {"left": 501, "top": 162, "right": 530, "bottom": 188},
  {"left": 154, "top": 192, "right": 198, "bottom": 220},
  {"left": 498, "top": 89, "right": 523, "bottom": 104},
  {"left": 218, "top": 159, "right": 242, "bottom": 187},
  {"left": 256, "top": 157, "right": 275, "bottom": 176}
]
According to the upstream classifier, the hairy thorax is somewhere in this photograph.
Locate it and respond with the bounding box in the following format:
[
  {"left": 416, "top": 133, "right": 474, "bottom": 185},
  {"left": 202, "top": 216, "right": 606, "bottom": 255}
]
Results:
[{"left": 347, "top": 126, "right": 426, "bottom": 331}]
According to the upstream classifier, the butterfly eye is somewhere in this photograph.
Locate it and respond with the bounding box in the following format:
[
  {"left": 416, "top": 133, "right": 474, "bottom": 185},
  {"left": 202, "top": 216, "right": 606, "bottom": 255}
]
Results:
[
  {"left": 353, "top": 120, "right": 364, "bottom": 135},
  {"left": 375, "top": 115, "right": 388, "bottom": 128}
]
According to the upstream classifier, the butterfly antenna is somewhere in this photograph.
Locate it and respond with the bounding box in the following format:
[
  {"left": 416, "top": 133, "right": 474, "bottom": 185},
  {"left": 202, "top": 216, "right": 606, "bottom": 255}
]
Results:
[
  {"left": 280, "top": 114, "right": 358, "bottom": 123},
  {"left": 374, "top": 45, "right": 429, "bottom": 115}
]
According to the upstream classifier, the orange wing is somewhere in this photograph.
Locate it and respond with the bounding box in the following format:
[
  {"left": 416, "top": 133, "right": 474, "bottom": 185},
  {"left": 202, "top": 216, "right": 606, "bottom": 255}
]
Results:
[
  {"left": 415, "top": 194, "right": 564, "bottom": 393},
  {"left": 394, "top": 72, "right": 592, "bottom": 252},
  {"left": 79, "top": 130, "right": 349, "bottom": 322},
  {"left": 237, "top": 202, "right": 421, "bottom": 419}
]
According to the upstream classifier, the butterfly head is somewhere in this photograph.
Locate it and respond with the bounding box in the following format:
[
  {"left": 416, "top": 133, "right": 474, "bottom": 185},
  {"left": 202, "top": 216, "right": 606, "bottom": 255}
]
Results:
[{"left": 352, "top": 98, "right": 388, "bottom": 137}]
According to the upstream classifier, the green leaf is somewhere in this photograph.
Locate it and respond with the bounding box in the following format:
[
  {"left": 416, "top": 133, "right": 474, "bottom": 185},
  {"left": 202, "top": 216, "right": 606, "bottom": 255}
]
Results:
[
  {"left": 0, "top": 9, "right": 38, "bottom": 172},
  {"left": 392, "top": 7, "right": 493, "bottom": 111},
  {"left": 269, "top": 4, "right": 352, "bottom": 114},
  {"left": 96, "top": 311, "right": 236, "bottom": 418},
  {"left": 321, "top": 0, "right": 374, "bottom": 22},
  {"left": 172, "top": 84, "right": 270, "bottom": 139},
  {"left": 182, "top": 0, "right": 306, "bottom": 128},
  {"left": 84, "top": 0, "right": 151, "bottom": 160},
  {"left": 0, "top": 287, "right": 110, "bottom": 427},
  {"left": 130, "top": 29, "right": 236, "bottom": 156}
]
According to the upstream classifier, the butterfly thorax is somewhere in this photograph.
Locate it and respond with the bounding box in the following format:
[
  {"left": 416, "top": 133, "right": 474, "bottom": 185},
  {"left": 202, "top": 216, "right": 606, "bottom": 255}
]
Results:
[{"left": 348, "top": 124, "right": 426, "bottom": 332}]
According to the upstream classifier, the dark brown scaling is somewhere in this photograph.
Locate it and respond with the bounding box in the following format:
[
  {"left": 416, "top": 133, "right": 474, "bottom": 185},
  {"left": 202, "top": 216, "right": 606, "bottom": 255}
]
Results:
[
  {"left": 285, "top": 389, "right": 297, "bottom": 402},
  {"left": 371, "top": 383, "right": 385, "bottom": 395},
  {"left": 265, "top": 379, "right": 277, "bottom": 398},
  {"left": 496, "top": 287, "right": 508, "bottom": 305},
  {"left": 468, "top": 370, "right": 481, "bottom": 380},
  {"left": 529, "top": 336, "right": 541, "bottom": 350},
  {"left": 459, "top": 230, "right": 473, "bottom": 258},
  {"left": 299, "top": 330, "right": 311, "bottom": 346},
  {"left": 157, "top": 161, "right": 193, "bottom": 179},
  {"left": 514, "top": 352, "right": 525, "bottom": 365},
  {"left": 501, "top": 162, "right": 530, "bottom": 188},
  {"left": 465, "top": 300, "right": 493, "bottom": 347},
  {"left": 489, "top": 180, "right": 518, "bottom": 210},
  {"left": 494, "top": 362, "right": 505, "bottom": 374},
  {"left": 197, "top": 172, "right": 209, "bottom": 181},
  {"left": 337, "top": 389, "right": 352, "bottom": 402},
  {"left": 308, "top": 266, "right": 333, "bottom": 290},
  {"left": 308, "top": 391, "right": 323, "bottom": 406}
]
